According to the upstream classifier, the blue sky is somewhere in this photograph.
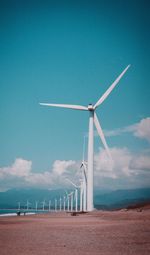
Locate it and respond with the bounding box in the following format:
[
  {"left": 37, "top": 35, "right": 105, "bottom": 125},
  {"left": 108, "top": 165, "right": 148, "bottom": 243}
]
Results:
[{"left": 0, "top": 0, "right": 150, "bottom": 191}]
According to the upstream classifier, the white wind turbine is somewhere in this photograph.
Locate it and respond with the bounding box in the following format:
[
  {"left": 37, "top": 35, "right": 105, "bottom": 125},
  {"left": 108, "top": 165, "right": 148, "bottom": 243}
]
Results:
[
  {"left": 74, "top": 188, "right": 78, "bottom": 212},
  {"left": 67, "top": 178, "right": 84, "bottom": 212},
  {"left": 26, "top": 200, "right": 31, "bottom": 211},
  {"left": 59, "top": 197, "right": 62, "bottom": 211},
  {"left": 40, "top": 65, "right": 130, "bottom": 211},
  {"left": 79, "top": 180, "right": 84, "bottom": 212},
  {"left": 81, "top": 163, "right": 87, "bottom": 211},
  {"left": 35, "top": 201, "right": 38, "bottom": 211},
  {"left": 18, "top": 202, "right": 21, "bottom": 210},
  {"left": 71, "top": 192, "right": 74, "bottom": 211},
  {"left": 66, "top": 191, "right": 74, "bottom": 211},
  {"left": 42, "top": 199, "right": 46, "bottom": 211},
  {"left": 49, "top": 200, "right": 51, "bottom": 212},
  {"left": 55, "top": 199, "right": 57, "bottom": 212},
  {"left": 80, "top": 135, "right": 88, "bottom": 211},
  {"left": 63, "top": 196, "right": 66, "bottom": 211},
  {"left": 65, "top": 192, "right": 70, "bottom": 211},
  {"left": 67, "top": 179, "right": 78, "bottom": 212}
]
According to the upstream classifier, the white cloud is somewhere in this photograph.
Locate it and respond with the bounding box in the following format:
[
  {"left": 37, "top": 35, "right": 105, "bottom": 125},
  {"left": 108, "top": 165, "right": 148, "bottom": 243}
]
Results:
[
  {"left": 11, "top": 158, "right": 32, "bottom": 177},
  {"left": 52, "top": 160, "right": 76, "bottom": 176},
  {"left": 130, "top": 155, "right": 150, "bottom": 171},
  {"left": 25, "top": 159, "right": 78, "bottom": 188},
  {"left": 0, "top": 158, "right": 78, "bottom": 190},
  {"left": 94, "top": 147, "right": 132, "bottom": 179},
  {"left": 133, "top": 117, "right": 150, "bottom": 141},
  {"left": 0, "top": 158, "right": 32, "bottom": 179},
  {"left": 0, "top": 144, "right": 150, "bottom": 191},
  {"left": 104, "top": 117, "right": 150, "bottom": 143},
  {"left": 94, "top": 146, "right": 150, "bottom": 189}
]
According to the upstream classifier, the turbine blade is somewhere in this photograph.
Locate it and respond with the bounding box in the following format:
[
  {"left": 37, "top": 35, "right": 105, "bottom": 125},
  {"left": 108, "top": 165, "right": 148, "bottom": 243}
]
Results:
[
  {"left": 80, "top": 161, "right": 87, "bottom": 171},
  {"left": 82, "top": 136, "right": 86, "bottom": 162},
  {"left": 81, "top": 165, "right": 87, "bottom": 183},
  {"left": 94, "top": 112, "right": 112, "bottom": 159},
  {"left": 39, "top": 103, "right": 88, "bottom": 111},
  {"left": 94, "top": 65, "right": 130, "bottom": 108},
  {"left": 66, "top": 178, "right": 78, "bottom": 188},
  {"left": 65, "top": 190, "right": 68, "bottom": 196},
  {"left": 80, "top": 163, "right": 83, "bottom": 168}
]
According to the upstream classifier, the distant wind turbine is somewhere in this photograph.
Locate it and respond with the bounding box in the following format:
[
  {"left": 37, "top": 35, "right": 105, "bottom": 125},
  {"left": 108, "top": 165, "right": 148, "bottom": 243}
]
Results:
[
  {"left": 65, "top": 191, "right": 70, "bottom": 211},
  {"left": 40, "top": 65, "right": 130, "bottom": 211},
  {"left": 67, "top": 178, "right": 83, "bottom": 212},
  {"left": 80, "top": 135, "right": 88, "bottom": 211},
  {"left": 49, "top": 200, "right": 51, "bottom": 212},
  {"left": 35, "top": 201, "right": 38, "bottom": 211},
  {"left": 55, "top": 199, "right": 57, "bottom": 212},
  {"left": 42, "top": 199, "right": 46, "bottom": 211},
  {"left": 70, "top": 191, "right": 74, "bottom": 212},
  {"left": 18, "top": 202, "right": 21, "bottom": 211},
  {"left": 59, "top": 197, "right": 62, "bottom": 211},
  {"left": 63, "top": 196, "right": 66, "bottom": 211},
  {"left": 26, "top": 200, "right": 31, "bottom": 211},
  {"left": 66, "top": 190, "right": 74, "bottom": 211}
]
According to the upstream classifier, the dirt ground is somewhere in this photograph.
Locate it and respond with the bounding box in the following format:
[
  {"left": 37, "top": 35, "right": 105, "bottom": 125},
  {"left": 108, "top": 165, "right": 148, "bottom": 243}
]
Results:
[{"left": 0, "top": 210, "right": 150, "bottom": 255}]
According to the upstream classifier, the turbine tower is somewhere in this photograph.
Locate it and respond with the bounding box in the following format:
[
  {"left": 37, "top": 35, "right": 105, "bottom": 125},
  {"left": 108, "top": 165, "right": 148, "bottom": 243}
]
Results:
[
  {"left": 42, "top": 199, "right": 46, "bottom": 211},
  {"left": 35, "top": 201, "right": 38, "bottom": 211},
  {"left": 81, "top": 162, "right": 87, "bottom": 212},
  {"left": 59, "top": 197, "right": 62, "bottom": 211},
  {"left": 80, "top": 135, "right": 88, "bottom": 211},
  {"left": 65, "top": 192, "right": 70, "bottom": 211},
  {"left": 70, "top": 192, "right": 74, "bottom": 211},
  {"left": 63, "top": 196, "right": 66, "bottom": 211},
  {"left": 49, "top": 200, "right": 51, "bottom": 212},
  {"left": 67, "top": 178, "right": 79, "bottom": 212},
  {"left": 40, "top": 65, "right": 130, "bottom": 211},
  {"left": 18, "top": 202, "right": 21, "bottom": 211},
  {"left": 26, "top": 200, "right": 31, "bottom": 211},
  {"left": 55, "top": 199, "right": 57, "bottom": 212}
]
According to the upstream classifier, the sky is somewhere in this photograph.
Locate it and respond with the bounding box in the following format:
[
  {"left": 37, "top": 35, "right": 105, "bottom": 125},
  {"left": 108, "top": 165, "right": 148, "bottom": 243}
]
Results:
[{"left": 0, "top": 0, "right": 150, "bottom": 192}]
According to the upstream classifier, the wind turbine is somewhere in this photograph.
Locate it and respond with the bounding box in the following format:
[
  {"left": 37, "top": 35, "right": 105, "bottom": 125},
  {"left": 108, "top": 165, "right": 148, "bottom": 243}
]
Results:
[
  {"left": 65, "top": 192, "right": 70, "bottom": 211},
  {"left": 55, "top": 199, "right": 57, "bottom": 212},
  {"left": 80, "top": 135, "right": 88, "bottom": 211},
  {"left": 59, "top": 197, "right": 62, "bottom": 211},
  {"left": 49, "top": 200, "right": 51, "bottom": 212},
  {"left": 42, "top": 199, "right": 46, "bottom": 211},
  {"left": 25, "top": 200, "right": 31, "bottom": 211},
  {"left": 67, "top": 178, "right": 83, "bottom": 212},
  {"left": 18, "top": 202, "right": 21, "bottom": 211},
  {"left": 81, "top": 163, "right": 87, "bottom": 211},
  {"left": 70, "top": 191, "right": 74, "bottom": 212},
  {"left": 74, "top": 188, "right": 78, "bottom": 212},
  {"left": 63, "top": 196, "right": 66, "bottom": 211},
  {"left": 35, "top": 201, "right": 38, "bottom": 211},
  {"left": 40, "top": 65, "right": 130, "bottom": 211},
  {"left": 66, "top": 191, "right": 74, "bottom": 211}
]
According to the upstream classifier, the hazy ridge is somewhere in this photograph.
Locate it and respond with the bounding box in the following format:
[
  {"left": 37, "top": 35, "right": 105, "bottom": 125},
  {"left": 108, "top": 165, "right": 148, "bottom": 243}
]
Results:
[{"left": 0, "top": 188, "right": 150, "bottom": 210}]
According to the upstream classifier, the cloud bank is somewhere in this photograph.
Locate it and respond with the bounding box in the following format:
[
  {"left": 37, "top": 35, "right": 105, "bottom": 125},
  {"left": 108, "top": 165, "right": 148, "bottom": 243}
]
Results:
[
  {"left": 94, "top": 147, "right": 150, "bottom": 189},
  {"left": 0, "top": 147, "right": 150, "bottom": 191},
  {"left": 0, "top": 117, "right": 150, "bottom": 191},
  {"left": 105, "top": 117, "right": 150, "bottom": 142},
  {"left": 0, "top": 158, "right": 80, "bottom": 191}
]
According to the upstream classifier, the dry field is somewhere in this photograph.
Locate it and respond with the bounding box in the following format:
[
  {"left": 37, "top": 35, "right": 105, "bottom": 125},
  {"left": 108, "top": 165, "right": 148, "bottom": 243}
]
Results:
[{"left": 0, "top": 209, "right": 150, "bottom": 255}]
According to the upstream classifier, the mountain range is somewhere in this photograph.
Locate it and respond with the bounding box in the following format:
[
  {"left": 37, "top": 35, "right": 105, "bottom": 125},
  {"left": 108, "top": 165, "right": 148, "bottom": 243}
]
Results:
[{"left": 0, "top": 188, "right": 150, "bottom": 210}]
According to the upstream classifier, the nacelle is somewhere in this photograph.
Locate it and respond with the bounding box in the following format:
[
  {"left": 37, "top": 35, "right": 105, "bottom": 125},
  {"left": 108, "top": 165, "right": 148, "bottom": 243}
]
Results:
[{"left": 88, "top": 104, "right": 94, "bottom": 111}]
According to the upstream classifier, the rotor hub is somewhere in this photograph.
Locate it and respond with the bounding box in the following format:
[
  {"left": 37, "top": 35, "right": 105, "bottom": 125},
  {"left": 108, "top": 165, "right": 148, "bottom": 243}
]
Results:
[{"left": 88, "top": 104, "right": 94, "bottom": 111}]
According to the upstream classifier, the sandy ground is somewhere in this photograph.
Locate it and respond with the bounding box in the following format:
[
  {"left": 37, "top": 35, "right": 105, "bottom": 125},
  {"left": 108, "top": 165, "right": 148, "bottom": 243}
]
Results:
[{"left": 0, "top": 210, "right": 150, "bottom": 255}]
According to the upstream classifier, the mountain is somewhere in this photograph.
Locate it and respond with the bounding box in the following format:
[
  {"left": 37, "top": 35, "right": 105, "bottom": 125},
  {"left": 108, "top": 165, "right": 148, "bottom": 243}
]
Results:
[
  {"left": 94, "top": 188, "right": 150, "bottom": 209},
  {"left": 0, "top": 188, "right": 66, "bottom": 209},
  {"left": 0, "top": 188, "right": 150, "bottom": 210}
]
